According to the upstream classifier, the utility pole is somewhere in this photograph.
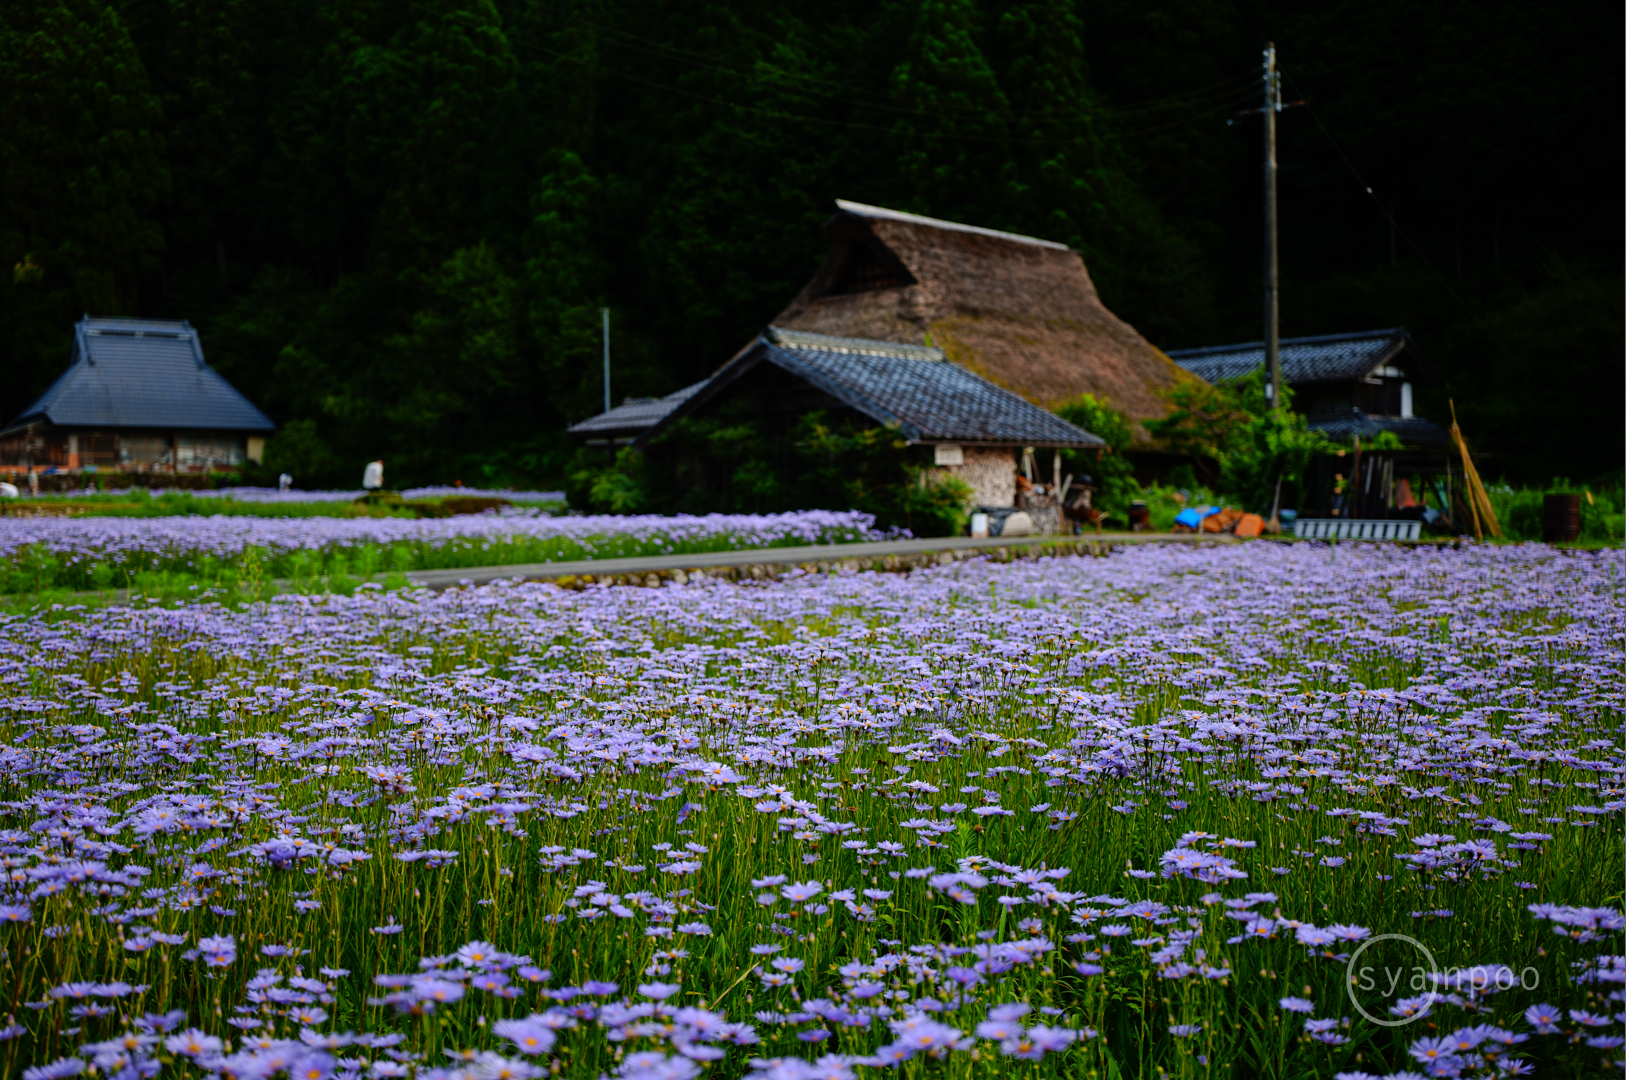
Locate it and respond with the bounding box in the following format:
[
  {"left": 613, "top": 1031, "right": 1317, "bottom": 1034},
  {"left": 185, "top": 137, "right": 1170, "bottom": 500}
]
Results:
[
  {"left": 1262, "top": 43, "right": 1282, "bottom": 412},
  {"left": 602, "top": 307, "right": 611, "bottom": 414}
]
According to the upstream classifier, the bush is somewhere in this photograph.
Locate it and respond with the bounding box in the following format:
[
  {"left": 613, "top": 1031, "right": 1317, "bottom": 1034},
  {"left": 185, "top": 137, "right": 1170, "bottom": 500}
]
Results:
[
  {"left": 1146, "top": 369, "right": 1333, "bottom": 513},
  {"left": 637, "top": 407, "right": 972, "bottom": 535},
  {"left": 568, "top": 448, "right": 647, "bottom": 514}
]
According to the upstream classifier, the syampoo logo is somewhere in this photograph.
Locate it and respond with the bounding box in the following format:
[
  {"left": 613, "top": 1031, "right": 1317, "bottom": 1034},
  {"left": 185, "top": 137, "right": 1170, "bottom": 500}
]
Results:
[{"left": 1345, "top": 933, "right": 1441, "bottom": 1027}]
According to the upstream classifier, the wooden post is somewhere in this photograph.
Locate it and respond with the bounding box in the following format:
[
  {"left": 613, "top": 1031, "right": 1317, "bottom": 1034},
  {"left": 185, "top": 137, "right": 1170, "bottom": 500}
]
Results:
[
  {"left": 602, "top": 308, "right": 612, "bottom": 414},
  {"left": 1263, "top": 43, "right": 1282, "bottom": 411},
  {"left": 1349, "top": 436, "right": 1361, "bottom": 520}
]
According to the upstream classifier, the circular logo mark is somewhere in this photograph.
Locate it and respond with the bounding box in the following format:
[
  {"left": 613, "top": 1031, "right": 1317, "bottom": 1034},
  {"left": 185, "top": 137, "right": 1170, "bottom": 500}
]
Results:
[{"left": 1345, "top": 933, "right": 1441, "bottom": 1027}]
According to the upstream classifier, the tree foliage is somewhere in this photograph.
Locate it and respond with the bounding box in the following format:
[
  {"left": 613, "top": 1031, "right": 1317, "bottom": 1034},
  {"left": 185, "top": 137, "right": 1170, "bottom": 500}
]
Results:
[
  {"left": 1146, "top": 370, "right": 1332, "bottom": 512},
  {"left": 0, "top": 0, "right": 1616, "bottom": 489}
]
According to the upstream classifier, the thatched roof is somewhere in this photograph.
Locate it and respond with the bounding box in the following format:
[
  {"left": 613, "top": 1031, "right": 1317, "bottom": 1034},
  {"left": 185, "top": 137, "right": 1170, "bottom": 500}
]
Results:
[{"left": 771, "top": 200, "right": 1198, "bottom": 443}]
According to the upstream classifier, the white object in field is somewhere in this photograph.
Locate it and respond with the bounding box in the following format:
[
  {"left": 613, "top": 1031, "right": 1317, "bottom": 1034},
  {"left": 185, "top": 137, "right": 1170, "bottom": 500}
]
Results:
[
  {"left": 970, "top": 512, "right": 989, "bottom": 538},
  {"left": 1001, "top": 511, "right": 1034, "bottom": 537},
  {"left": 28, "top": 472, "right": 39, "bottom": 495},
  {"left": 1292, "top": 518, "right": 1420, "bottom": 541},
  {"left": 363, "top": 461, "right": 384, "bottom": 490},
  {"left": 0, "top": 483, "right": 16, "bottom": 499},
  {"left": 934, "top": 443, "right": 964, "bottom": 466},
  {"left": 278, "top": 473, "right": 292, "bottom": 491}
]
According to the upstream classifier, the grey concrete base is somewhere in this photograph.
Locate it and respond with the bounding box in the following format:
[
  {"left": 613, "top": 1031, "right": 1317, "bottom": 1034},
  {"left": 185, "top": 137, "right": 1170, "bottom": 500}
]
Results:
[{"left": 403, "top": 532, "right": 1230, "bottom": 588}]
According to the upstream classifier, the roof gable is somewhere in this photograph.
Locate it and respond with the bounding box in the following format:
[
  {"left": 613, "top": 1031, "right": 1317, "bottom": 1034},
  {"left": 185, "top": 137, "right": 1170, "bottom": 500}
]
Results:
[
  {"left": 1166, "top": 329, "right": 1429, "bottom": 386},
  {"left": 5, "top": 317, "right": 275, "bottom": 434},
  {"left": 634, "top": 328, "right": 1103, "bottom": 450}
]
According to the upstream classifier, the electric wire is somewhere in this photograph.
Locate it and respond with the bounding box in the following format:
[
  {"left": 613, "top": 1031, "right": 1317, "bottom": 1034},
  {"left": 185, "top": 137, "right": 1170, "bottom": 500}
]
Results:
[
  {"left": 515, "top": 3, "right": 1260, "bottom": 131},
  {"left": 527, "top": 38, "right": 1259, "bottom": 145},
  {"left": 1283, "top": 71, "right": 1484, "bottom": 324}
]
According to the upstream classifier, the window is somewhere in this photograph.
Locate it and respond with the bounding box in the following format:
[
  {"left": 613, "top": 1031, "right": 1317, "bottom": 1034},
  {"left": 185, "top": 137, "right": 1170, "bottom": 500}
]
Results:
[
  {"left": 119, "top": 433, "right": 172, "bottom": 465},
  {"left": 177, "top": 434, "right": 246, "bottom": 468}
]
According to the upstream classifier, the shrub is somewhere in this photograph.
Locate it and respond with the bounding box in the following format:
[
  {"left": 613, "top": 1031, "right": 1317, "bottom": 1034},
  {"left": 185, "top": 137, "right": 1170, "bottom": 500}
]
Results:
[{"left": 1146, "top": 369, "right": 1333, "bottom": 513}]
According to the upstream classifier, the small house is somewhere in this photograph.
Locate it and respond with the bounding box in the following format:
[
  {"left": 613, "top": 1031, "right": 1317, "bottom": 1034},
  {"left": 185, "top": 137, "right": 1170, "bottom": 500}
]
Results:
[
  {"left": 0, "top": 316, "right": 275, "bottom": 474},
  {"left": 634, "top": 327, "right": 1103, "bottom": 511},
  {"left": 1166, "top": 328, "right": 1448, "bottom": 446}
]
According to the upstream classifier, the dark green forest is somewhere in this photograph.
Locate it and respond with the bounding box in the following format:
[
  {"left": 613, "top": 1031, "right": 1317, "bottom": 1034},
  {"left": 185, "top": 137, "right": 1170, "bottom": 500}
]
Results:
[{"left": 3, "top": 0, "right": 1620, "bottom": 488}]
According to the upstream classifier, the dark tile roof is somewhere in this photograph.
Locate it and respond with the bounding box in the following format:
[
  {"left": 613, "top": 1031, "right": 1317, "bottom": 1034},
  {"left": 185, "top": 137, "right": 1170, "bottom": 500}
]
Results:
[
  {"left": 1308, "top": 410, "right": 1449, "bottom": 447},
  {"left": 4, "top": 317, "right": 275, "bottom": 435},
  {"left": 567, "top": 382, "right": 708, "bottom": 439},
  {"left": 636, "top": 327, "right": 1104, "bottom": 449},
  {"left": 1166, "top": 328, "right": 1421, "bottom": 386}
]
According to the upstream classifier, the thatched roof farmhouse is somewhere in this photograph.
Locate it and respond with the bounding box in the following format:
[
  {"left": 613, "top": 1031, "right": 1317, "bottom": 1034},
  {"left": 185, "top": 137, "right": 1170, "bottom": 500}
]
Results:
[{"left": 772, "top": 201, "right": 1198, "bottom": 443}]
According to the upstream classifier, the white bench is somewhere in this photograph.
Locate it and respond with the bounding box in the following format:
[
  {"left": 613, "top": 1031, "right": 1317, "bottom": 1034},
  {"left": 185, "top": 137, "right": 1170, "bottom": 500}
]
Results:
[{"left": 1292, "top": 518, "right": 1421, "bottom": 541}]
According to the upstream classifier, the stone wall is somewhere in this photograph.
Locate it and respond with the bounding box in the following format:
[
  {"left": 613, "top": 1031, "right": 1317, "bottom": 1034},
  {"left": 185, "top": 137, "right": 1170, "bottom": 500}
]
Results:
[
  {"left": 1017, "top": 490, "right": 1063, "bottom": 535},
  {"left": 541, "top": 538, "right": 1121, "bottom": 588}
]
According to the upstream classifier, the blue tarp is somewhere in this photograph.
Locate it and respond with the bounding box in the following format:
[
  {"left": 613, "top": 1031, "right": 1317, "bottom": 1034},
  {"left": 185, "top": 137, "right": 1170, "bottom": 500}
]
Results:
[{"left": 1174, "top": 506, "right": 1224, "bottom": 529}]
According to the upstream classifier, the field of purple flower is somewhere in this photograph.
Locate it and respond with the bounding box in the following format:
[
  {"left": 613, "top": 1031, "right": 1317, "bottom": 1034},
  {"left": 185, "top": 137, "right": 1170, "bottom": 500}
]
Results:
[
  {"left": 0, "top": 542, "right": 1619, "bottom": 1080},
  {"left": 0, "top": 510, "right": 888, "bottom": 604}
]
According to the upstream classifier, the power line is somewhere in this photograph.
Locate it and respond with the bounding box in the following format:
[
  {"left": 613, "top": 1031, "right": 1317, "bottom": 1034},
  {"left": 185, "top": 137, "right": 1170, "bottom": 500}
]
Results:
[
  {"left": 516, "top": 3, "right": 1260, "bottom": 131},
  {"left": 530, "top": 41, "right": 1258, "bottom": 146},
  {"left": 1282, "top": 71, "right": 1484, "bottom": 325}
]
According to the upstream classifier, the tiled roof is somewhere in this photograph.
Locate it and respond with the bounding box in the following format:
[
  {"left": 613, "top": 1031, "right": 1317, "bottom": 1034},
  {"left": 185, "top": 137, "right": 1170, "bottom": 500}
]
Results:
[
  {"left": 567, "top": 382, "right": 707, "bottom": 438},
  {"left": 1166, "top": 328, "right": 1416, "bottom": 386},
  {"left": 1307, "top": 411, "right": 1449, "bottom": 447},
  {"left": 833, "top": 200, "right": 1072, "bottom": 252},
  {"left": 637, "top": 327, "right": 1103, "bottom": 449},
  {"left": 4, "top": 317, "right": 275, "bottom": 434}
]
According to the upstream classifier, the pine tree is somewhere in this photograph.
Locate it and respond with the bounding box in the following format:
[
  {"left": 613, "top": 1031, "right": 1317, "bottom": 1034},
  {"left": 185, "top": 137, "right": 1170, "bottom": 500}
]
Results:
[
  {"left": 0, "top": 0, "right": 168, "bottom": 406},
  {"left": 887, "top": 0, "right": 1011, "bottom": 219}
]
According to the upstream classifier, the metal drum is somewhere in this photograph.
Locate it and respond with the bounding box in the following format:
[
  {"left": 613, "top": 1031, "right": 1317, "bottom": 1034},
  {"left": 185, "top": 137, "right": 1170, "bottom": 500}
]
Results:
[{"left": 1542, "top": 494, "right": 1581, "bottom": 543}]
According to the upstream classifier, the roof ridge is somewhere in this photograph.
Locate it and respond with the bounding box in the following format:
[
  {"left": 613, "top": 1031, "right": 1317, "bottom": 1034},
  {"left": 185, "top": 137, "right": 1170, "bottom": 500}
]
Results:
[
  {"left": 765, "top": 326, "right": 945, "bottom": 361},
  {"left": 834, "top": 200, "right": 1072, "bottom": 252},
  {"left": 1165, "top": 328, "right": 1406, "bottom": 358}
]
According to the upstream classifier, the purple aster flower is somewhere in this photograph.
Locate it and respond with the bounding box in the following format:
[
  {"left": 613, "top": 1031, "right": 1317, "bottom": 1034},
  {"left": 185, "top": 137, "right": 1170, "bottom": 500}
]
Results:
[
  {"left": 638, "top": 982, "right": 681, "bottom": 1001},
  {"left": 197, "top": 934, "right": 235, "bottom": 967},
  {"left": 22, "top": 1058, "right": 85, "bottom": 1080},
  {"left": 1522, "top": 1003, "right": 1561, "bottom": 1033},
  {"left": 493, "top": 1017, "right": 557, "bottom": 1055}
]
